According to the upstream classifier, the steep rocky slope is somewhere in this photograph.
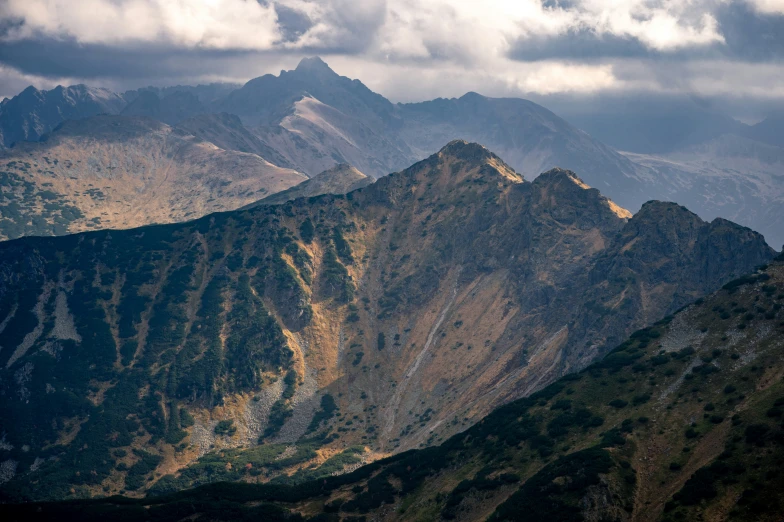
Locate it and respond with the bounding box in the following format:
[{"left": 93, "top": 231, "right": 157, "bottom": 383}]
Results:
[
  {"left": 175, "top": 112, "right": 295, "bottom": 170},
  {"left": 0, "top": 115, "right": 306, "bottom": 240},
  {"left": 0, "top": 142, "right": 773, "bottom": 502},
  {"left": 245, "top": 164, "right": 372, "bottom": 207},
  {"left": 11, "top": 258, "right": 783, "bottom": 521}
]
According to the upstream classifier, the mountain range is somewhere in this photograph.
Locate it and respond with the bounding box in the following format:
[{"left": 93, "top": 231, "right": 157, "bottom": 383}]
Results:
[
  {"left": 8, "top": 255, "right": 784, "bottom": 521},
  {"left": 13, "top": 253, "right": 784, "bottom": 522},
  {"left": 1, "top": 57, "right": 782, "bottom": 247},
  {"left": 1, "top": 55, "right": 783, "bottom": 521},
  {"left": 0, "top": 142, "right": 774, "bottom": 503}
]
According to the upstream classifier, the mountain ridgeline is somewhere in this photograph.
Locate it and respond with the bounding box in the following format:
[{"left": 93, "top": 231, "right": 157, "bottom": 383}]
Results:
[
  {"left": 0, "top": 142, "right": 774, "bottom": 503},
  {"left": 3, "top": 57, "right": 782, "bottom": 247}
]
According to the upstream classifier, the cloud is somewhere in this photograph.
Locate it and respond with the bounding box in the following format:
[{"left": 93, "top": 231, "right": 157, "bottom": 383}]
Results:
[
  {"left": 0, "top": 0, "right": 726, "bottom": 56},
  {"left": 0, "top": 0, "right": 782, "bottom": 108},
  {"left": 746, "top": 0, "right": 784, "bottom": 14},
  {"left": 0, "top": 0, "right": 281, "bottom": 49}
]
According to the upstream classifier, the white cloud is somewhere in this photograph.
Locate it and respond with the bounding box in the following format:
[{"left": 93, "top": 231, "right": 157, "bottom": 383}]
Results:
[
  {"left": 745, "top": 0, "right": 784, "bottom": 14},
  {"left": 1, "top": 0, "right": 782, "bottom": 101},
  {"left": 0, "top": 0, "right": 281, "bottom": 49},
  {"left": 1, "top": 0, "right": 726, "bottom": 54}
]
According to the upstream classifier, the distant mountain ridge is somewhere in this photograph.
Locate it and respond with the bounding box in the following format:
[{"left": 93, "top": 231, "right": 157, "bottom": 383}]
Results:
[
  {"left": 1, "top": 57, "right": 783, "bottom": 247},
  {"left": 0, "top": 84, "right": 127, "bottom": 147}
]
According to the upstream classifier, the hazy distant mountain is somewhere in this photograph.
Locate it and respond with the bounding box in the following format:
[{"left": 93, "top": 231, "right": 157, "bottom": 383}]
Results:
[
  {"left": 398, "top": 92, "right": 651, "bottom": 208},
  {"left": 560, "top": 97, "right": 749, "bottom": 154},
  {"left": 2, "top": 58, "right": 782, "bottom": 248},
  {"left": 215, "top": 57, "right": 417, "bottom": 177},
  {"left": 120, "top": 90, "right": 205, "bottom": 126},
  {"left": 0, "top": 114, "right": 305, "bottom": 240},
  {"left": 210, "top": 58, "right": 654, "bottom": 213},
  {"left": 175, "top": 112, "right": 295, "bottom": 170},
  {"left": 0, "top": 84, "right": 127, "bottom": 147},
  {"left": 624, "top": 134, "right": 784, "bottom": 248},
  {"left": 747, "top": 113, "right": 784, "bottom": 149}
]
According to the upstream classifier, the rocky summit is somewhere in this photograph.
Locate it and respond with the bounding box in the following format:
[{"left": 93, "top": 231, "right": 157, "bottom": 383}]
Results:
[{"left": 0, "top": 141, "right": 774, "bottom": 503}]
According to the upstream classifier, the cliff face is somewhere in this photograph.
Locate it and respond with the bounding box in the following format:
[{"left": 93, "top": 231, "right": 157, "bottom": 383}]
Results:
[{"left": 0, "top": 142, "right": 774, "bottom": 500}]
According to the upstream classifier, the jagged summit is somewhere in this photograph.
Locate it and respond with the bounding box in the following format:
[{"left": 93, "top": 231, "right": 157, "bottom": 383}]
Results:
[
  {"left": 534, "top": 167, "right": 590, "bottom": 188},
  {"left": 436, "top": 140, "right": 521, "bottom": 178},
  {"left": 294, "top": 56, "right": 334, "bottom": 73},
  {"left": 530, "top": 167, "right": 632, "bottom": 219}
]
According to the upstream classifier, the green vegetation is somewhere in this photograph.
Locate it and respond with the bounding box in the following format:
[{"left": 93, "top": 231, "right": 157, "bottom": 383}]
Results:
[
  {"left": 214, "top": 420, "right": 237, "bottom": 437},
  {"left": 0, "top": 168, "right": 85, "bottom": 239}
]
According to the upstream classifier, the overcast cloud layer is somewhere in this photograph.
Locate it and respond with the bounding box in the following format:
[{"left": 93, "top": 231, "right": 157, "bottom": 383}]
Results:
[{"left": 1, "top": 0, "right": 783, "bottom": 118}]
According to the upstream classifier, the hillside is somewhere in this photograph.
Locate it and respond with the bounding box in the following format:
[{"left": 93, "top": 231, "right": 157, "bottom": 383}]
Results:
[
  {"left": 0, "top": 141, "right": 773, "bottom": 503},
  {"left": 6, "top": 257, "right": 784, "bottom": 521},
  {"left": 0, "top": 115, "right": 306, "bottom": 240}
]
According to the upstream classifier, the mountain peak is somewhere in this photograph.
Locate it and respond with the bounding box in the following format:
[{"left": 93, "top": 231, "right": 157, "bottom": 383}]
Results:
[
  {"left": 437, "top": 139, "right": 493, "bottom": 161},
  {"left": 295, "top": 56, "right": 335, "bottom": 75},
  {"left": 534, "top": 167, "right": 591, "bottom": 189},
  {"left": 533, "top": 167, "right": 633, "bottom": 218}
]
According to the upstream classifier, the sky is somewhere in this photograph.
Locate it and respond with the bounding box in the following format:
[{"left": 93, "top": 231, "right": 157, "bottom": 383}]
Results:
[{"left": 1, "top": 0, "right": 783, "bottom": 120}]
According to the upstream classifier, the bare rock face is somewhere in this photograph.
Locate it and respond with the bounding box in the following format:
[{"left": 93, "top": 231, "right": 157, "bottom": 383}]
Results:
[{"left": 0, "top": 141, "right": 774, "bottom": 500}]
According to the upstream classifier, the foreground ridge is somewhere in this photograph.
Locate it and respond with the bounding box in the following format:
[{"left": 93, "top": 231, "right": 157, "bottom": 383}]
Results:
[{"left": 6, "top": 257, "right": 784, "bottom": 521}]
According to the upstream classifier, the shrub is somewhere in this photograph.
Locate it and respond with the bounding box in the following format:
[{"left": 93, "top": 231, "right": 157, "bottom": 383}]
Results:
[
  {"left": 215, "top": 420, "right": 237, "bottom": 437},
  {"left": 745, "top": 424, "right": 770, "bottom": 446},
  {"left": 608, "top": 399, "right": 628, "bottom": 409}
]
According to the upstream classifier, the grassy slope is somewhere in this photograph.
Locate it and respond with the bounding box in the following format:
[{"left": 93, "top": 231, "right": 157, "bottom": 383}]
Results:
[{"left": 6, "top": 258, "right": 784, "bottom": 522}]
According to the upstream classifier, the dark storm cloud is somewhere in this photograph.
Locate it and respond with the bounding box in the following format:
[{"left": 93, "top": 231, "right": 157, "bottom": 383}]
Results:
[
  {"left": 0, "top": 38, "right": 260, "bottom": 81},
  {"left": 715, "top": 1, "right": 784, "bottom": 62}
]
